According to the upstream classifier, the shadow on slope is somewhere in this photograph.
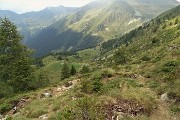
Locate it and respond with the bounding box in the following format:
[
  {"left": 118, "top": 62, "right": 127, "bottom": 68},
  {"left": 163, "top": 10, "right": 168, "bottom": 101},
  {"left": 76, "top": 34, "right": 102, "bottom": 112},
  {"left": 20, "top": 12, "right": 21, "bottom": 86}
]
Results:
[{"left": 27, "top": 28, "right": 102, "bottom": 57}]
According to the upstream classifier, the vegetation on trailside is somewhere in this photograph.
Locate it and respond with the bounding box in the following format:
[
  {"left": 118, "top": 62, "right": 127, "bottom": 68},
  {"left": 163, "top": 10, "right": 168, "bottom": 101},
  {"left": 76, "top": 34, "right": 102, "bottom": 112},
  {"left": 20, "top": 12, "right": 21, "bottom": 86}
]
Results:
[{"left": 0, "top": 5, "right": 180, "bottom": 120}]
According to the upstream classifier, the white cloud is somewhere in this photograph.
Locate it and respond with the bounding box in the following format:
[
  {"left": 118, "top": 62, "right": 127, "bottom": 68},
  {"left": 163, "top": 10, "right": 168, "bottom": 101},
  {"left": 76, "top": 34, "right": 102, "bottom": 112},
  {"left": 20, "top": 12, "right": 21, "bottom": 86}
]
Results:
[{"left": 0, "top": 0, "right": 94, "bottom": 13}]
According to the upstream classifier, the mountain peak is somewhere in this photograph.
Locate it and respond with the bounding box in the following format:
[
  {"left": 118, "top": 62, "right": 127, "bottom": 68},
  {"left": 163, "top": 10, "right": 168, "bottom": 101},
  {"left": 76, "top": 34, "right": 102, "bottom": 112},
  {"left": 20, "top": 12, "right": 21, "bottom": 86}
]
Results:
[{"left": 26, "top": 0, "right": 179, "bottom": 56}]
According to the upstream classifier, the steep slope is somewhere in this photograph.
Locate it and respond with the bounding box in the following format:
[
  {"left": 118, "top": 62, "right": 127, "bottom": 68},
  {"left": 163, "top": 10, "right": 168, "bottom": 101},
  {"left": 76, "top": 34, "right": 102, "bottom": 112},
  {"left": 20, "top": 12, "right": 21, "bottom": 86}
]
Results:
[
  {"left": 1, "top": 5, "right": 180, "bottom": 120},
  {"left": 18, "top": 6, "right": 77, "bottom": 28},
  {"left": 0, "top": 6, "right": 77, "bottom": 43},
  {"left": 27, "top": 0, "right": 179, "bottom": 57},
  {"left": 126, "top": 0, "right": 179, "bottom": 16},
  {"left": 101, "top": 5, "right": 180, "bottom": 105}
]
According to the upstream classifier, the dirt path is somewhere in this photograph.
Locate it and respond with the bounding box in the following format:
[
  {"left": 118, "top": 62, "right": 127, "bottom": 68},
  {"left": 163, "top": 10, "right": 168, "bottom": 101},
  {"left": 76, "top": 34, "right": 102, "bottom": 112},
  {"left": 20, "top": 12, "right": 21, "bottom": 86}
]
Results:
[
  {"left": 3, "top": 79, "right": 80, "bottom": 120},
  {"left": 52, "top": 79, "right": 79, "bottom": 97}
]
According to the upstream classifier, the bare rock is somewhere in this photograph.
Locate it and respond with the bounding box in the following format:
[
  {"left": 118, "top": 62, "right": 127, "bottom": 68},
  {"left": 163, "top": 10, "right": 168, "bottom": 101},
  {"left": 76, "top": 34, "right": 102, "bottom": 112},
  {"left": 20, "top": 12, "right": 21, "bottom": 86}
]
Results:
[
  {"left": 40, "top": 92, "right": 52, "bottom": 98},
  {"left": 39, "top": 114, "right": 48, "bottom": 120},
  {"left": 56, "top": 87, "right": 62, "bottom": 92},
  {"left": 160, "top": 93, "right": 168, "bottom": 101}
]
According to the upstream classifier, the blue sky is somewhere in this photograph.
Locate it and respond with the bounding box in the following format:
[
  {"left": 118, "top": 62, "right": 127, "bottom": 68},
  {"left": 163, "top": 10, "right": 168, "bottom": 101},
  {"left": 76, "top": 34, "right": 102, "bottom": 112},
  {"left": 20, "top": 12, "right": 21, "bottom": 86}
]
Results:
[{"left": 0, "top": 0, "right": 94, "bottom": 13}]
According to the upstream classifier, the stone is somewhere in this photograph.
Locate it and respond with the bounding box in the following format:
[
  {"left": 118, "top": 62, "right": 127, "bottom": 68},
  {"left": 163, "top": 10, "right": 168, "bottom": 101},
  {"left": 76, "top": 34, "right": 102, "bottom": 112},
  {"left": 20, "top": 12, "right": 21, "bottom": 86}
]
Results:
[
  {"left": 57, "top": 87, "right": 62, "bottom": 92},
  {"left": 39, "top": 114, "right": 48, "bottom": 120},
  {"left": 41, "top": 92, "right": 52, "bottom": 98},
  {"left": 160, "top": 93, "right": 168, "bottom": 101}
]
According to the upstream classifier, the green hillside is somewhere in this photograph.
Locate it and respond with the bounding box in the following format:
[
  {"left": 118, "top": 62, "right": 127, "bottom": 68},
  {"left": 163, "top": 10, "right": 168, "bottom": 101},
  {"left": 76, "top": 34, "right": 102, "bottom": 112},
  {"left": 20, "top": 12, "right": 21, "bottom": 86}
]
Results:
[
  {"left": 0, "top": 5, "right": 180, "bottom": 120},
  {"left": 27, "top": 0, "right": 179, "bottom": 57},
  {"left": 100, "top": 5, "right": 180, "bottom": 99}
]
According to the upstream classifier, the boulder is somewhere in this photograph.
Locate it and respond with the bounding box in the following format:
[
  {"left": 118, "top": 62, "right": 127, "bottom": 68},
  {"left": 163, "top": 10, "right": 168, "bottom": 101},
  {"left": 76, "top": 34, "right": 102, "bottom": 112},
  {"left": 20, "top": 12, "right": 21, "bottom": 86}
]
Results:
[
  {"left": 160, "top": 93, "right": 168, "bottom": 101},
  {"left": 40, "top": 92, "right": 52, "bottom": 98}
]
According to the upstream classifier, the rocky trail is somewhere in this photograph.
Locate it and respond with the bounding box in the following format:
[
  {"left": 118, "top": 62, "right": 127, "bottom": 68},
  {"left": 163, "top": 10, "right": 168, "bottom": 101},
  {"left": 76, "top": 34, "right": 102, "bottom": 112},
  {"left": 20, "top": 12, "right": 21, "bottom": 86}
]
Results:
[
  {"left": 1, "top": 79, "right": 79, "bottom": 120},
  {"left": 52, "top": 79, "right": 79, "bottom": 97},
  {"left": 1, "top": 73, "right": 179, "bottom": 120}
]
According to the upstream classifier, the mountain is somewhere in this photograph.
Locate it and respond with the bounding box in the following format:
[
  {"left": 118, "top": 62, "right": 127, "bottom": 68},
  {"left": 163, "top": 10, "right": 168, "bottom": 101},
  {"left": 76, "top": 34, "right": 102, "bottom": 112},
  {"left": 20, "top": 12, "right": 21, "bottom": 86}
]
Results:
[
  {"left": 26, "top": 0, "right": 179, "bottom": 57},
  {"left": 1, "top": 5, "right": 180, "bottom": 120},
  {"left": 0, "top": 10, "right": 18, "bottom": 19},
  {"left": 18, "top": 6, "right": 77, "bottom": 28},
  {"left": 101, "top": 4, "right": 180, "bottom": 51},
  {"left": 0, "top": 6, "right": 77, "bottom": 43}
]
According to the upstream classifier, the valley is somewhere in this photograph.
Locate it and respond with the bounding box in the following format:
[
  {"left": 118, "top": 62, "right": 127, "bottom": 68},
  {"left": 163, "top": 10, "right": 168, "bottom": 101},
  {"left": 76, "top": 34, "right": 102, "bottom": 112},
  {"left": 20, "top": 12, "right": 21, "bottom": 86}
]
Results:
[
  {"left": 0, "top": 0, "right": 180, "bottom": 120},
  {"left": 1, "top": 0, "right": 179, "bottom": 56}
]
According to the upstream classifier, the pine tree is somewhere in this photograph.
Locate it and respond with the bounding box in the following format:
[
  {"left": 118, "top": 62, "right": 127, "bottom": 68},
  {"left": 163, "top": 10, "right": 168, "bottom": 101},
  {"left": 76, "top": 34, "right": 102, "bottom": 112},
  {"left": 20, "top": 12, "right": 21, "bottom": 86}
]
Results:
[
  {"left": 70, "top": 65, "right": 76, "bottom": 75},
  {"left": 61, "top": 61, "right": 70, "bottom": 80},
  {"left": 0, "top": 18, "right": 35, "bottom": 92}
]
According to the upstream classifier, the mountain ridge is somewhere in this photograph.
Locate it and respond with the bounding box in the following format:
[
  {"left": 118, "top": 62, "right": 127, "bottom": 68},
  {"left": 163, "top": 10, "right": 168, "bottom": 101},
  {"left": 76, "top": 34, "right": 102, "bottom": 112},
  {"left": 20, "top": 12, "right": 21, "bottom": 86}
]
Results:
[
  {"left": 1, "top": 4, "right": 180, "bottom": 119},
  {"left": 26, "top": 0, "right": 179, "bottom": 56},
  {"left": 0, "top": 6, "right": 78, "bottom": 43}
]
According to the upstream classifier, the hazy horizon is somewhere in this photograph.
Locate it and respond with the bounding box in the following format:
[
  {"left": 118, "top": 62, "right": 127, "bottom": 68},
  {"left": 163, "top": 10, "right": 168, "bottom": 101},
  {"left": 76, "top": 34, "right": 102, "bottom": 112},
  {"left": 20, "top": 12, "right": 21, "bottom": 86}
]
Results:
[
  {"left": 0, "top": 0, "right": 180, "bottom": 14},
  {"left": 0, "top": 0, "right": 94, "bottom": 14}
]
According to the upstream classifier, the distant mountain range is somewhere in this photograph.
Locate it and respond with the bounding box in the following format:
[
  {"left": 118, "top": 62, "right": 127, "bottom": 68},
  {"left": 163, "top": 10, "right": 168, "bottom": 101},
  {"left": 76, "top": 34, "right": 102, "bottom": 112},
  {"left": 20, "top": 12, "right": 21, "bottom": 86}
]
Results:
[
  {"left": 0, "top": 6, "right": 77, "bottom": 43},
  {"left": 0, "top": 0, "right": 179, "bottom": 56}
]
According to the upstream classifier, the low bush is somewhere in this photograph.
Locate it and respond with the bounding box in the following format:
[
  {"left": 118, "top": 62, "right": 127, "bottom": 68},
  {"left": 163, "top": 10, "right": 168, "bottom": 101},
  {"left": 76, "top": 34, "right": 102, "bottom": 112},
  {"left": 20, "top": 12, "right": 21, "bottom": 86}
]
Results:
[
  {"left": 168, "top": 91, "right": 177, "bottom": 99},
  {"left": 81, "top": 79, "right": 92, "bottom": 94},
  {"left": 0, "top": 103, "right": 12, "bottom": 114},
  {"left": 151, "top": 38, "right": 160, "bottom": 45},
  {"left": 114, "top": 48, "right": 130, "bottom": 65},
  {"left": 170, "top": 104, "right": 180, "bottom": 113},
  {"left": 161, "top": 60, "right": 178, "bottom": 73},
  {"left": 56, "top": 109, "right": 75, "bottom": 120},
  {"left": 0, "top": 82, "right": 14, "bottom": 98},
  {"left": 80, "top": 65, "right": 90, "bottom": 74},
  {"left": 177, "top": 24, "right": 180, "bottom": 30},
  {"left": 101, "top": 69, "right": 114, "bottom": 78},
  {"left": 92, "top": 79, "right": 103, "bottom": 92},
  {"left": 140, "top": 55, "right": 151, "bottom": 61}
]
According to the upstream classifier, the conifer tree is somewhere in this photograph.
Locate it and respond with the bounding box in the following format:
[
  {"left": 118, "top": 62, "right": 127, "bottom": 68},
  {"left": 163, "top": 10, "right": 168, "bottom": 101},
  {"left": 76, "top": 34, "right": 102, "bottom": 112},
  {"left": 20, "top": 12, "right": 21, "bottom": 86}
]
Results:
[
  {"left": 0, "top": 18, "right": 35, "bottom": 92},
  {"left": 70, "top": 65, "right": 76, "bottom": 75},
  {"left": 61, "top": 61, "right": 70, "bottom": 80}
]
